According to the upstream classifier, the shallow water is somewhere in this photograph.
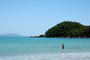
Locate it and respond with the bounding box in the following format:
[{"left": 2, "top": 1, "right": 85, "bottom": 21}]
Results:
[{"left": 0, "top": 37, "right": 90, "bottom": 60}]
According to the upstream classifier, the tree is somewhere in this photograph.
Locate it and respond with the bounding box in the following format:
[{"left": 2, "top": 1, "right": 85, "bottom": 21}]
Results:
[
  {"left": 82, "top": 27, "right": 90, "bottom": 38},
  {"left": 39, "top": 35, "right": 45, "bottom": 37}
]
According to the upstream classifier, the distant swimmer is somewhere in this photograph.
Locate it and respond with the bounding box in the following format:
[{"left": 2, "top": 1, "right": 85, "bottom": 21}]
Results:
[{"left": 62, "top": 43, "right": 64, "bottom": 49}]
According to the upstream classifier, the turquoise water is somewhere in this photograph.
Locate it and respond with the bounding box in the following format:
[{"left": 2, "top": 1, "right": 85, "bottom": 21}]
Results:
[{"left": 0, "top": 37, "right": 90, "bottom": 60}]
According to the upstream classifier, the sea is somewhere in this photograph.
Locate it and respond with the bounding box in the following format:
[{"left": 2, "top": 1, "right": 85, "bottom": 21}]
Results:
[{"left": 0, "top": 37, "right": 90, "bottom": 60}]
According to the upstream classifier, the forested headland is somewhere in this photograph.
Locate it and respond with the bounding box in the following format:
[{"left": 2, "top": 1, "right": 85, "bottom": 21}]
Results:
[{"left": 45, "top": 21, "right": 90, "bottom": 38}]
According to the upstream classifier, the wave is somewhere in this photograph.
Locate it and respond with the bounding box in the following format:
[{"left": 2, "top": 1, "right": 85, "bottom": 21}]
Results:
[{"left": 0, "top": 53, "right": 90, "bottom": 60}]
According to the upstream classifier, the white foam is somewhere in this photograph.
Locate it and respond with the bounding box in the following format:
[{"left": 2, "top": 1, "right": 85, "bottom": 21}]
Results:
[{"left": 0, "top": 53, "right": 90, "bottom": 60}]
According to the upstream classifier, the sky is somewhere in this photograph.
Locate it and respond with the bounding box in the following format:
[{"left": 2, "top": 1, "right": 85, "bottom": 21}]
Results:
[{"left": 0, "top": 0, "right": 90, "bottom": 36}]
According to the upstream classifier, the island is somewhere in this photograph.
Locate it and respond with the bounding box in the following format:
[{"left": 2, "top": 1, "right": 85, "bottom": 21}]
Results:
[{"left": 44, "top": 21, "right": 90, "bottom": 38}]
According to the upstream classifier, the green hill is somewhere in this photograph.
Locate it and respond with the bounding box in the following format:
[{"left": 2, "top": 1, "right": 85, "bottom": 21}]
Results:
[{"left": 45, "top": 21, "right": 90, "bottom": 38}]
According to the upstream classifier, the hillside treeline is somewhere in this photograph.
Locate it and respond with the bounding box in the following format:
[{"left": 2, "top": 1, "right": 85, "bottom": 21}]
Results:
[{"left": 45, "top": 21, "right": 90, "bottom": 38}]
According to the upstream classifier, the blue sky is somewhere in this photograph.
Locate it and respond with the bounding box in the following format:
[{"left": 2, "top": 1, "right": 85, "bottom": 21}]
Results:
[{"left": 0, "top": 0, "right": 90, "bottom": 36}]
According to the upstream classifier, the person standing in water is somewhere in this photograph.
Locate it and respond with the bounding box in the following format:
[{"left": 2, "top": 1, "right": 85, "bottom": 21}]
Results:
[{"left": 62, "top": 43, "right": 64, "bottom": 49}]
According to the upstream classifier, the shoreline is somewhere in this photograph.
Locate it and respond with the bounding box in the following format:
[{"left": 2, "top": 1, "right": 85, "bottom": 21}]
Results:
[{"left": 29, "top": 37, "right": 90, "bottom": 38}]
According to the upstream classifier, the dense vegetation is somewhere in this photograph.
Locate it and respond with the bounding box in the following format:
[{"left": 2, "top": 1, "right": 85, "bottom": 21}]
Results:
[{"left": 45, "top": 21, "right": 90, "bottom": 38}]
